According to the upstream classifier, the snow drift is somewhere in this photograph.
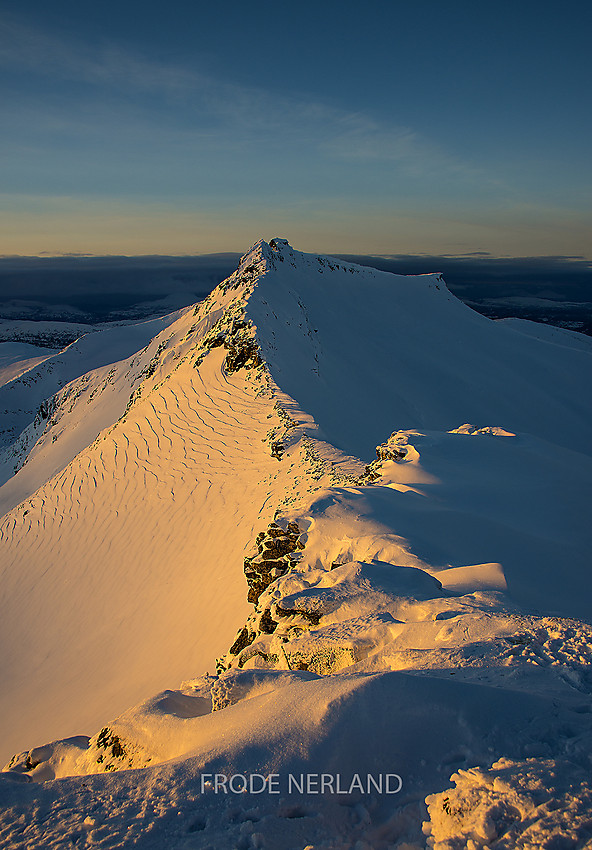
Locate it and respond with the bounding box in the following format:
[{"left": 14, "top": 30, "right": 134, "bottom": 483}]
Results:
[{"left": 0, "top": 238, "right": 591, "bottom": 849}]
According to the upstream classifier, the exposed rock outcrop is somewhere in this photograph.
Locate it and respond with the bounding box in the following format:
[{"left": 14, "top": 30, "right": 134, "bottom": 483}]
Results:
[
  {"left": 243, "top": 521, "right": 304, "bottom": 605},
  {"left": 193, "top": 315, "right": 263, "bottom": 374},
  {"left": 364, "top": 430, "right": 409, "bottom": 481},
  {"left": 217, "top": 520, "right": 305, "bottom": 672}
]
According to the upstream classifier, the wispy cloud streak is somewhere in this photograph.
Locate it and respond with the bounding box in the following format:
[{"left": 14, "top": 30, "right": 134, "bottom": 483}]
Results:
[{"left": 0, "top": 13, "right": 491, "bottom": 185}]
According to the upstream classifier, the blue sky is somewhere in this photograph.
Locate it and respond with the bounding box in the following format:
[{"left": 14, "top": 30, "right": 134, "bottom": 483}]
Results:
[{"left": 1, "top": 0, "right": 590, "bottom": 257}]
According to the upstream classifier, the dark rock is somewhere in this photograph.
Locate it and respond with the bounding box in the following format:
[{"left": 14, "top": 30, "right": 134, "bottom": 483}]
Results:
[
  {"left": 237, "top": 520, "right": 304, "bottom": 625},
  {"left": 245, "top": 558, "right": 287, "bottom": 574},
  {"left": 225, "top": 338, "right": 262, "bottom": 373},
  {"left": 204, "top": 335, "right": 225, "bottom": 349},
  {"left": 259, "top": 608, "right": 278, "bottom": 634},
  {"left": 247, "top": 585, "right": 265, "bottom": 604},
  {"left": 261, "top": 537, "right": 295, "bottom": 557},
  {"left": 364, "top": 464, "right": 381, "bottom": 482},
  {"left": 266, "top": 525, "right": 289, "bottom": 538},
  {"left": 274, "top": 605, "right": 322, "bottom": 626},
  {"left": 270, "top": 441, "right": 284, "bottom": 459},
  {"left": 96, "top": 728, "right": 125, "bottom": 760},
  {"left": 376, "top": 444, "right": 407, "bottom": 461},
  {"left": 229, "top": 627, "right": 255, "bottom": 656}
]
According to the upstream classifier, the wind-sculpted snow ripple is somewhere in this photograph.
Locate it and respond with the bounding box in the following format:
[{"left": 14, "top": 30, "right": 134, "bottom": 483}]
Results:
[
  {"left": 0, "top": 238, "right": 591, "bottom": 849},
  {"left": 0, "top": 323, "right": 324, "bottom": 763}
]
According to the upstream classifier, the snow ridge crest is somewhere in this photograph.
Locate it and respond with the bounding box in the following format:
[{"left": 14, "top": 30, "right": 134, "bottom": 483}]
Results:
[{"left": 236, "top": 237, "right": 296, "bottom": 278}]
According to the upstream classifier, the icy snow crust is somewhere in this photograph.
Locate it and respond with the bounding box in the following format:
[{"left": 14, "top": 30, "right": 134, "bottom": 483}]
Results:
[{"left": 1, "top": 238, "right": 591, "bottom": 848}]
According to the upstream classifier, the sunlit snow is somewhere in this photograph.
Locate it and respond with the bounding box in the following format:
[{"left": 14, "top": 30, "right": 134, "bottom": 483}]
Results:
[{"left": 0, "top": 239, "right": 590, "bottom": 849}]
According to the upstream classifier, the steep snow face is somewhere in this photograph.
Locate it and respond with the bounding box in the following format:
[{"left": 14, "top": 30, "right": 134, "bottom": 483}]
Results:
[
  {"left": 246, "top": 238, "right": 591, "bottom": 458},
  {"left": 0, "top": 239, "right": 591, "bottom": 849},
  {"left": 231, "top": 238, "right": 592, "bottom": 617}
]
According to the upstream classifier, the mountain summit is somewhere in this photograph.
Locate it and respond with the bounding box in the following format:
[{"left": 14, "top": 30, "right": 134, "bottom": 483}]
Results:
[{"left": 1, "top": 239, "right": 591, "bottom": 848}]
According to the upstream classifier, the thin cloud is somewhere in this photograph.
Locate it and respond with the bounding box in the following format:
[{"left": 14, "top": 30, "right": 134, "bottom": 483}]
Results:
[
  {"left": 321, "top": 116, "right": 486, "bottom": 181},
  {"left": 0, "top": 16, "right": 201, "bottom": 96},
  {"left": 0, "top": 13, "right": 490, "bottom": 184}
]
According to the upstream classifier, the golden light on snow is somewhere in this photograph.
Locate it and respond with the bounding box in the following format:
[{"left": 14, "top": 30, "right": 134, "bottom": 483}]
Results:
[{"left": 0, "top": 239, "right": 590, "bottom": 847}]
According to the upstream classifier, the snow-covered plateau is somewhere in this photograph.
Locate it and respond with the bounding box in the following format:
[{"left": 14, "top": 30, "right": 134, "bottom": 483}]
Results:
[{"left": 0, "top": 238, "right": 591, "bottom": 849}]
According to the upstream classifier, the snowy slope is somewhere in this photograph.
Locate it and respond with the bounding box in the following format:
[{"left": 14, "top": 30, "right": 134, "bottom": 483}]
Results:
[
  {"left": 0, "top": 312, "right": 182, "bottom": 497},
  {"left": 0, "top": 317, "right": 308, "bottom": 763},
  {"left": 0, "top": 318, "right": 100, "bottom": 348},
  {"left": 0, "top": 343, "right": 58, "bottom": 388},
  {"left": 497, "top": 315, "right": 592, "bottom": 352},
  {"left": 247, "top": 241, "right": 590, "bottom": 458},
  {"left": 0, "top": 239, "right": 591, "bottom": 849}
]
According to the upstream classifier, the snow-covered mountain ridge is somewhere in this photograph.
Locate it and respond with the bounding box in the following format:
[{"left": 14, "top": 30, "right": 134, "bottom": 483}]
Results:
[{"left": 0, "top": 239, "right": 591, "bottom": 849}]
